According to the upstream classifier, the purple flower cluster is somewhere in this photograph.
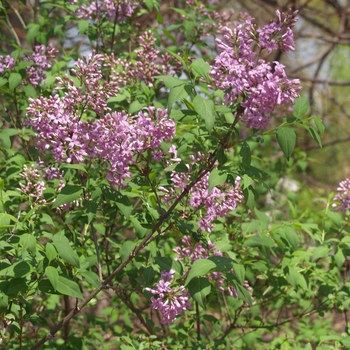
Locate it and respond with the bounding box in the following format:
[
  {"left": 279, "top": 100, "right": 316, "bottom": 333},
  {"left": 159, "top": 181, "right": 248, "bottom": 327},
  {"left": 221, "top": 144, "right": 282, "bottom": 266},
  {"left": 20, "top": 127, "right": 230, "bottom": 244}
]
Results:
[
  {"left": 26, "top": 53, "right": 176, "bottom": 187},
  {"left": 0, "top": 55, "right": 15, "bottom": 73},
  {"left": 18, "top": 164, "right": 47, "bottom": 205},
  {"left": 24, "top": 45, "right": 57, "bottom": 87},
  {"left": 106, "top": 31, "right": 181, "bottom": 87},
  {"left": 145, "top": 270, "right": 191, "bottom": 324},
  {"left": 70, "top": 0, "right": 142, "bottom": 22},
  {"left": 161, "top": 150, "right": 243, "bottom": 232},
  {"left": 174, "top": 236, "right": 252, "bottom": 297},
  {"left": 211, "top": 10, "right": 301, "bottom": 128},
  {"left": 333, "top": 179, "right": 350, "bottom": 211}
]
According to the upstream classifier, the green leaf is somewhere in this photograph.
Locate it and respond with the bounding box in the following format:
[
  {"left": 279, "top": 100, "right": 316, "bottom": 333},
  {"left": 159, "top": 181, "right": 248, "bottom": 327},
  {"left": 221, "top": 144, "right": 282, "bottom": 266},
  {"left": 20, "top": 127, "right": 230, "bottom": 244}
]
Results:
[
  {"left": 168, "top": 83, "right": 191, "bottom": 111},
  {"left": 313, "top": 117, "right": 325, "bottom": 136},
  {"left": 193, "top": 95, "right": 215, "bottom": 132},
  {"left": 120, "top": 241, "right": 135, "bottom": 262},
  {"left": 52, "top": 239, "right": 80, "bottom": 268},
  {"left": 0, "top": 77, "right": 7, "bottom": 87},
  {"left": 6, "top": 278, "right": 27, "bottom": 295},
  {"left": 45, "top": 242, "right": 57, "bottom": 262},
  {"left": 227, "top": 274, "right": 252, "bottom": 305},
  {"left": 60, "top": 163, "right": 87, "bottom": 173},
  {"left": 26, "top": 23, "right": 40, "bottom": 43},
  {"left": 240, "top": 142, "right": 251, "bottom": 170},
  {"left": 312, "top": 246, "right": 329, "bottom": 261},
  {"left": 13, "top": 261, "right": 31, "bottom": 277},
  {"left": 208, "top": 256, "right": 234, "bottom": 271},
  {"left": 242, "top": 174, "right": 253, "bottom": 190},
  {"left": 183, "top": 20, "right": 195, "bottom": 37},
  {"left": 276, "top": 127, "right": 296, "bottom": 160},
  {"left": 23, "top": 84, "right": 37, "bottom": 98},
  {"left": 56, "top": 276, "right": 83, "bottom": 299},
  {"left": 52, "top": 185, "right": 83, "bottom": 208},
  {"left": 164, "top": 48, "right": 186, "bottom": 67},
  {"left": 334, "top": 248, "right": 345, "bottom": 268},
  {"left": 0, "top": 128, "right": 20, "bottom": 149},
  {"left": 293, "top": 97, "right": 308, "bottom": 118},
  {"left": 83, "top": 200, "right": 97, "bottom": 224},
  {"left": 185, "top": 259, "right": 216, "bottom": 286},
  {"left": 9, "top": 72, "right": 22, "bottom": 91},
  {"left": 0, "top": 212, "right": 18, "bottom": 228},
  {"left": 45, "top": 266, "right": 59, "bottom": 291},
  {"left": 232, "top": 263, "right": 245, "bottom": 284},
  {"left": 244, "top": 234, "right": 275, "bottom": 248},
  {"left": 154, "top": 75, "right": 184, "bottom": 88},
  {"left": 282, "top": 226, "right": 299, "bottom": 249},
  {"left": 191, "top": 58, "right": 211, "bottom": 82},
  {"left": 318, "top": 335, "right": 341, "bottom": 346},
  {"left": 187, "top": 277, "right": 211, "bottom": 308},
  {"left": 285, "top": 266, "right": 307, "bottom": 289},
  {"left": 114, "top": 192, "right": 132, "bottom": 219},
  {"left": 79, "top": 270, "right": 100, "bottom": 288},
  {"left": 307, "top": 126, "right": 322, "bottom": 148},
  {"left": 20, "top": 234, "right": 36, "bottom": 255},
  {"left": 154, "top": 257, "right": 183, "bottom": 277},
  {"left": 341, "top": 336, "right": 350, "bottom": 348},
  {"left": 0, "top": 292, "right": 8, "bottom": 313},
  {"left": 78, "top": 19, "right": 90, "bottom": 34},
  {"left": 208, "top": 169, "right": 227, "bottom": 193}
]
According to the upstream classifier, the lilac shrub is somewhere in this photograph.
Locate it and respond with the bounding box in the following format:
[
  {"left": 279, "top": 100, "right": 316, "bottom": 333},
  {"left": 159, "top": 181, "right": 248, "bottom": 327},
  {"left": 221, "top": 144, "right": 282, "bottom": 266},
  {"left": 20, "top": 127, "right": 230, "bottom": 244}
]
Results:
[{"left": 1, "top": 2, "right": 325, "bottom": 348}]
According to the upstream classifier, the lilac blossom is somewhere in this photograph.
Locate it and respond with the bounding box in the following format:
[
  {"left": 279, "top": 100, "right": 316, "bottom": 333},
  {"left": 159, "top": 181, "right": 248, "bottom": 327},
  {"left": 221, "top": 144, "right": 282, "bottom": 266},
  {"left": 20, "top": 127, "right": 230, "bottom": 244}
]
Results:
[
  {"left": 71, "top": 0, "right": 143, "bottom": 22},
  {"left": 145, "top": 270, "right": 191, "bottom": 324},
  {"left": 211, "top": 10, "right": 301, "bottom": 129},
  {"left": 333, "top": 179, "right": 350, "bottom": 211},
  {"left": 161, "top": 150, "right": 243, "bottom": 232},
  {"left": 0, "top": 55, "right": 15, "bottom": 73},
  {"left": 24, "top": 45, "right": 57, "bottom": 87},
  {"left": 105, "top": 31, "right": 181, "bottom": 87},
  {"left": 174, "top": 236, "right": 252, "bottom": 298},
  {"left": 18, "top": 164, "right": 47, "bottom": 205}
]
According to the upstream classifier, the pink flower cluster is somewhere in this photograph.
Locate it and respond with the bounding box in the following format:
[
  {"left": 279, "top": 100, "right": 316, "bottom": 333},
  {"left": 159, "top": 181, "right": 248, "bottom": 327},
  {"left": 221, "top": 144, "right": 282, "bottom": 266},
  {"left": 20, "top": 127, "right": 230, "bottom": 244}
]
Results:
[
  {"left": 70, "top": 0, "right": 143, "bottom": 22},
  {"left": 0, "top": 55, "right": 15, "bottom": 73},
  {"left": 24, "top": 45, "right": 57, "bottom": 87},
  {"left": 211, "top": 9, "right": 301, "bottom": 128},
  {"left": 174, "top": 235, "right": 252, "bottom": 297},
  {"left": 106, "top": 31, "right": 182, "bottom": 87},
  {"left": 18, "top": 163, "right": 81, "bottom": 212},
  {"left": 18, "top": 164, "right": 47, "bottom": 205},
  {"left": 145, "top": 270, "right": 191, "bottom": 324},
  {"left": 161, "top": 149, "right": 243, "bottom": 232},
  {"left": 26, "top": 53, "right": 175, "bottom": 187},
  {"left": 147, "top": 236, "right": 253, "bottom": 324},
  {"left": 333, "top": 179, "right": 350, "bottom": 211}
]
